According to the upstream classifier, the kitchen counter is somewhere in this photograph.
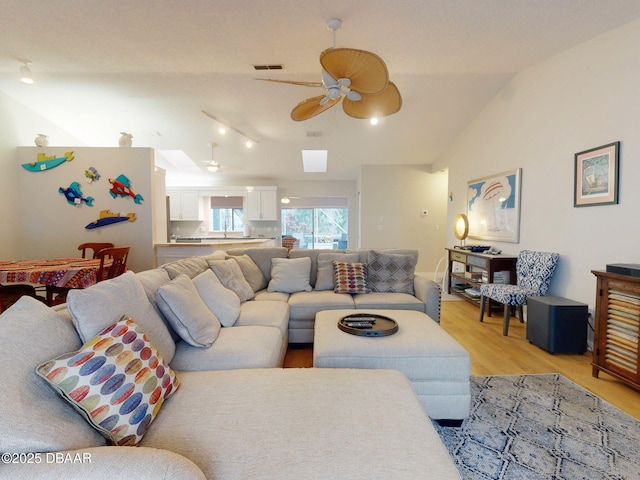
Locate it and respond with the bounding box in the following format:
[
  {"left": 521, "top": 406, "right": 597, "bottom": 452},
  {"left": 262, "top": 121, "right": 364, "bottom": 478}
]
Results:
[
  {"left": 154, "top": 238, "right": 278, "bottom": 266},
  {"left": 156, "top": 238, "right": 274, "bottom": 246}
]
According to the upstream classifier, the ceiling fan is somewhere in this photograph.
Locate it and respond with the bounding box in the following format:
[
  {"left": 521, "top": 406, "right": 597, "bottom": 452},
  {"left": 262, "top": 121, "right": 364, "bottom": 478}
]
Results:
[
  {"left": 257, "top": 18, "right": 402, "bottom": 122},
  {"left": 201, "top": 143, "right": 225, "bottom": 173}
]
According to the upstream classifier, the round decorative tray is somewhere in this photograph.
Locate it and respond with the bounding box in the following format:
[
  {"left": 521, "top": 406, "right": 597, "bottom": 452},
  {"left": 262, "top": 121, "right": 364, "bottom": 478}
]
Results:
[{"left": 338, "top": 313, "right": 398, "bottom": 337}]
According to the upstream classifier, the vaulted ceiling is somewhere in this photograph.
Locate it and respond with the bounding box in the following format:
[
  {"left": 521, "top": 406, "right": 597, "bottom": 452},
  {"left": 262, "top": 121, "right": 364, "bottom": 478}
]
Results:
[{"left": 1, "top": 0, "right": 639, "bottom": 183}]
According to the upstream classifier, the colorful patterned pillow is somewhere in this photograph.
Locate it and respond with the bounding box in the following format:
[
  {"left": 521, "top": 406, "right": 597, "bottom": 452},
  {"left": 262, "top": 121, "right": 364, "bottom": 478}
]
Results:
[
  {"left": 36, "top": 315, "right": 180, "bottom": 446},
  {"left": 333, "top": 261, "right": 371, "bottom": 294}
]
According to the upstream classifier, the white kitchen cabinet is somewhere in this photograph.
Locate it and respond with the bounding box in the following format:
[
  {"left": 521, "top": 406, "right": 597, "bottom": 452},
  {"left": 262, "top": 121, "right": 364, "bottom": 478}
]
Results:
[
  {"left": 168, "top": 190, "right": 202, "bottom": 221},
  {"left": 246, "top": 188, "right": 277, "bottom": 221}
]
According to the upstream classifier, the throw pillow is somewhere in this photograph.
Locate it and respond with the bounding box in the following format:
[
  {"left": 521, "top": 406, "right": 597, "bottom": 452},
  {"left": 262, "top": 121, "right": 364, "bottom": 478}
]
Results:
[
  {"left": 36, "top": 315, "right": 180, "bottom": 446},
  {"left": 156, "top": 274, "right": 221, "bottom": 347},
  {"left": 1, "top": 296, "right": 106, "bottom": 454},
  {"left": 367, "top": 250, "right": 418, "bottom": 294},
  {"left": 229, "top": 254, "right": 267, "bottom": 292},
  {"left": 67, "top": 271, "right": 176, "bottom": 363},
  {"left": 333, "top": 261, "right": 371, "bottom": 294},
  {"left": 316, "top": 253, "right": 361, "bottom": 290},
  {"left": 208, "top": 259, "right": 255, "bottom": 302},
  {"left": 267, "top": 257, "right": 312, "bottom": 293},
  {"left": 192, "top": 270, "right": 241, "bottom": 327}
]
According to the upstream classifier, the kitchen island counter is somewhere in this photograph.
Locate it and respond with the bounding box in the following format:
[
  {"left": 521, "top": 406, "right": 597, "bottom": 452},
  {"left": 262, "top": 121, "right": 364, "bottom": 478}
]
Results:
[{"left": 155, "top": 238, "right": 277, "bottom": 266}]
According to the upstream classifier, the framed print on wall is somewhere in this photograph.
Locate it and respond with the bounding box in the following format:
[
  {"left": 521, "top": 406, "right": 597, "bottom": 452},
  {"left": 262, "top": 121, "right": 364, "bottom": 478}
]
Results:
[
  {"left": 574, "top": 141, "right": 620, "bottom": 207},
  {"left": 467, "top": 168, "right": 522, "bottom": 243}
]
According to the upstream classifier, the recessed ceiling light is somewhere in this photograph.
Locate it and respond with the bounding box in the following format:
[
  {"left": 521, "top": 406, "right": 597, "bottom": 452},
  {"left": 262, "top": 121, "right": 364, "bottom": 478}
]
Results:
[{"left": 302, "top": 150, "right": 327, "bottom": 173}]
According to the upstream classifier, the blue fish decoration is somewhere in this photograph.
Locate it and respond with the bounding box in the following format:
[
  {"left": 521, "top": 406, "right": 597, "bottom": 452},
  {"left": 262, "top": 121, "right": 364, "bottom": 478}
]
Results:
[
  {"left": 59, "top": 181, "right": 94, "bottom": 206},
  {"left": 22, "top": 151, "right": 74, "bottom": 172},
  {"left": 85, "top": 210, "right": 136, "bottom": 229}
]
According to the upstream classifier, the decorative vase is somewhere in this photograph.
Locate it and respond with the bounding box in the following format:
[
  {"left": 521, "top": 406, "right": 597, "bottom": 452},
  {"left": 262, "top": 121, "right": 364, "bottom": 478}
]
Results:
[
  {"left": 34, "top": 134, "right": 49, "bottom": 147},
  {"left": 119, "top": 132, "right": 133, "bottom": 147}
]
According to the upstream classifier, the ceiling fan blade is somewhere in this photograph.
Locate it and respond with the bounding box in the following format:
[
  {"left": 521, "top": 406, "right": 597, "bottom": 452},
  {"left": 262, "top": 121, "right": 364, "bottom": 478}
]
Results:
[
  {"left": 255, "top": 78, "right": 323, "bottom": 87},
  {"left": 291, "top": 95, "right": 341, "bottom": 121},
  {"left": 320, "top": 48, "right": 389, "bottom": 95},
  {"left": 342, "top": 82, "right": 402, "bottom": 119}
]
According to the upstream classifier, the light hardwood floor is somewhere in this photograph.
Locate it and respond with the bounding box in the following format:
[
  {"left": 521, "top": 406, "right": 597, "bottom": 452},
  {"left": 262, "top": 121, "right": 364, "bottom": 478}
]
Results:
[{"left": 283, "top": 300, "right": 640, "bottom": 420}]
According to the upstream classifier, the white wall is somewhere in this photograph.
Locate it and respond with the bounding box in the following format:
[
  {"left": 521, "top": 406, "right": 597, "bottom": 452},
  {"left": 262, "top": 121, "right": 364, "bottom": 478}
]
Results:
[
  {"left": 359, "top": 165, "right": 448, "bottom": 272},
  {"left": 434, "top": 19, "right": 640, "bottom": 308},
  {"left": 0, "top": 91, "right": 86, "bottom": 260},
  {"left": 16, "top": 147, "right": 160, "bottom": 272}
]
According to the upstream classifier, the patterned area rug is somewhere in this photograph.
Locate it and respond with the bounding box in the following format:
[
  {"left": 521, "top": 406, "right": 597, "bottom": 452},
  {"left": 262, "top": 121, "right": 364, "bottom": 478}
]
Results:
[{"left": 433, "top": 374, "right": 640, "bottom": 480}]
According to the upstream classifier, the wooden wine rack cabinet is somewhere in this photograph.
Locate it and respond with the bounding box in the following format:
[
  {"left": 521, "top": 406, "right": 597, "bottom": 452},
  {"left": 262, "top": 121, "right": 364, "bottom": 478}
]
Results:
[{"left": 591, "top": 270, "right": 640, "bottom": 391}]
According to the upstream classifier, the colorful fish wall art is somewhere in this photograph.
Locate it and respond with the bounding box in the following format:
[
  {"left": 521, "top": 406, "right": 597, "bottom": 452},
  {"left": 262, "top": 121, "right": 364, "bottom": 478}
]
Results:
[
  {"left": 85, "top": 167, "right": 100, "bottom": 183},
  {"left": 85, "top": 210, "right": 136, "bottom": 229},
  {"left": 108, "top": 174, "right": 144, "bottom": 204},
  {"left": 59, "top": 181, "right": 94, "bottom": 206},
  {"left": 22, "top": 151, "right": 74, "bottom": 172}
]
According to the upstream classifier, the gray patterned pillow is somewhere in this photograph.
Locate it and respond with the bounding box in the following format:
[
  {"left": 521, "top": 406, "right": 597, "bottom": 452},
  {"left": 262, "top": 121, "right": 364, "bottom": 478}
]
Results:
[{"left": 367, "top": 250, "right": 418, "bottom": 294}]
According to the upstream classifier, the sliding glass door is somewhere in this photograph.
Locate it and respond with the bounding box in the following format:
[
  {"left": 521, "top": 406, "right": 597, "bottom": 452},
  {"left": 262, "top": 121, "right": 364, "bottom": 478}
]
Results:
[{"left": 282, "top": 207, "right": 348, "bottom": 250}]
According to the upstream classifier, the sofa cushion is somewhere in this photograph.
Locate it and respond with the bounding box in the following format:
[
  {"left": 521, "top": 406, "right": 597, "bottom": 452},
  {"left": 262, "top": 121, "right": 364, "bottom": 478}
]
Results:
[
  {"left": 208, "top": 259, "right": 255, "bottom": 302},
  {"left": 268, "top": 257, "right": 313, "bottom": 293},
  {"left": 141, "top": 368, "right": 460, "bottom": 480},
  {"left": 228, "top": 254, "right": 267, "bottom": 292},
  {"left": 353, "top": 292, "right": 426, "bottom": 312},
  {"left": 162, "top": 256, "right": 210, "bottom": 279},
  {"left": 367, "top": 250, "right": 418, "bottom": 294},
  {"left": 235, "top": 300, "right": 290, "bottom": 340},
  {"left": 192, "top": 269, "right": 241, "bottom": 327},
  {"left": 36, "top": 315, "right": 180, "bottom": 446},
  {"left": 156, "top": 274, "right": 221, "bottom": 347},
  {"left": 333, "top": 261, "right": 371, "bottom": 294},
  {"left": 288, "top": 290, "right": 355, "bottom": 321},
  {"left": 253, "top": 289, "right": 290, "bottom": 302},
  {"left": 67, "top": 271, "right": 176, "bottom": 363},
  {"left": 226, "top": 247, "right": 288, "bottom": 282},
  {"left": 316, "top": 252, "right": 360, "bottom": 290},
  {"left": 170, "top": 326, "right": 284, "bottom": 371},
  {"left": 0, "top": 297, "right": 107, "bottom": 454}
]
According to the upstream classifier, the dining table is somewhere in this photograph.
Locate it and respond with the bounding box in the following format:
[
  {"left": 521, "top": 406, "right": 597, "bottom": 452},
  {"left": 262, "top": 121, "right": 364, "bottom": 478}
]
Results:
[{"left": 0, "top": 257, "right": 108, "bottom": 290}]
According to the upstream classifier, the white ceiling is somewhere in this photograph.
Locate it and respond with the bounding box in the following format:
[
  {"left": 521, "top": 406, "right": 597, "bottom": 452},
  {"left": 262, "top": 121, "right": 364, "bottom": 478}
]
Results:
[{"left": 1, "top": 0, "right": 639, "bottom": 183}]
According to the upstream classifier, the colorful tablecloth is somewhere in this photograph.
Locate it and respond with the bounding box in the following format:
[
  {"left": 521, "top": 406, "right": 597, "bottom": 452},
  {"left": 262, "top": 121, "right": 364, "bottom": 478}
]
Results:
[{"left": 0, "top": 258, "right": 105, "bottom": 289}]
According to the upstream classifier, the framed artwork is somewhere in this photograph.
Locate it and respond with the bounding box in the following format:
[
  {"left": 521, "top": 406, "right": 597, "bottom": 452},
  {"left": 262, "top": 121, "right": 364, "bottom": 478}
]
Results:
[
  {"left": 574, "top": 141, "right": 620, "bottom": 207},
  {"left": 467, "top": 168, "right": 522, "bottom": 243}
]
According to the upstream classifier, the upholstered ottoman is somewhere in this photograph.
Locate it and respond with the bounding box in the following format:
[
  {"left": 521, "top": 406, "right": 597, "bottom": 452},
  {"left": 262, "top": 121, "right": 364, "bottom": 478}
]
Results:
[{"left": 313, "top": 309, "right": 471, "bottom": 422}]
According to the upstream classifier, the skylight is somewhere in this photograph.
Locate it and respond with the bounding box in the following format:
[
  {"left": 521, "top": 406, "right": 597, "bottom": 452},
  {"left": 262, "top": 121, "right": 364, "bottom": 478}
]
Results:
[{"left": 302, "top": 150, "right": 328, "bottom": 173}]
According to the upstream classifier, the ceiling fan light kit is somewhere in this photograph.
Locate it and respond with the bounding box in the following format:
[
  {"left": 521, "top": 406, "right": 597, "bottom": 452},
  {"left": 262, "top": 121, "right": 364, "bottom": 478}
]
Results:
[{"left": 258, "top": 18, "right": 401, "bottom": 122}]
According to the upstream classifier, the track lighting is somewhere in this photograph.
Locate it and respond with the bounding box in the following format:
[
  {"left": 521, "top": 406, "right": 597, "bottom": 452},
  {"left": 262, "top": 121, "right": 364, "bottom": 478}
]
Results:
[
  {"left": 201, "top": 110, "right": 259, "bottom": 147},
  {"left": 20, "top": 62, "right": 34, "bottom": 84}
]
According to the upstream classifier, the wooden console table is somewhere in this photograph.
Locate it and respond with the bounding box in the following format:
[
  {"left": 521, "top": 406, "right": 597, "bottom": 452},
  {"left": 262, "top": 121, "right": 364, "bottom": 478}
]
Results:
[
  {"left": 446, "top": 248, "right": 517, "bottom": 314},
  {"left": 591, "top": 270, "right": 640, "bottom": 392}
]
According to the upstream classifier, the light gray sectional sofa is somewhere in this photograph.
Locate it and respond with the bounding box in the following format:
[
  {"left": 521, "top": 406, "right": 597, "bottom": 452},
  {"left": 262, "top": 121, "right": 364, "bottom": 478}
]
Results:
[{"left": 0, "top": 247, "right": 460, "bottom": 479}]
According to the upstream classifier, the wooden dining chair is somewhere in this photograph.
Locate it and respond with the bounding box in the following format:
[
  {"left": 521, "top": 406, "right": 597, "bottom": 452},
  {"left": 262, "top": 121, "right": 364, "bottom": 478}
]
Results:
[
  {"left": 95, "top": 246, "right": 130, "bottom": 282},
  {"left": 78, "top": 242, "right": 115, "bottom": 259},
  {"left": 45, "top": 242, "right": 114, "bottom": 305},
  {"left": 0, "top": 284, "right": 47, "bottom": 313}
]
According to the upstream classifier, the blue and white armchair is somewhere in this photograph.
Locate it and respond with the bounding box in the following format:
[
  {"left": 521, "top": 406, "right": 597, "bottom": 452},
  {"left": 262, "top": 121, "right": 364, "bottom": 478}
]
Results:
[{"left": 479, "top": 250, "right": 559, "bottom": 336}]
